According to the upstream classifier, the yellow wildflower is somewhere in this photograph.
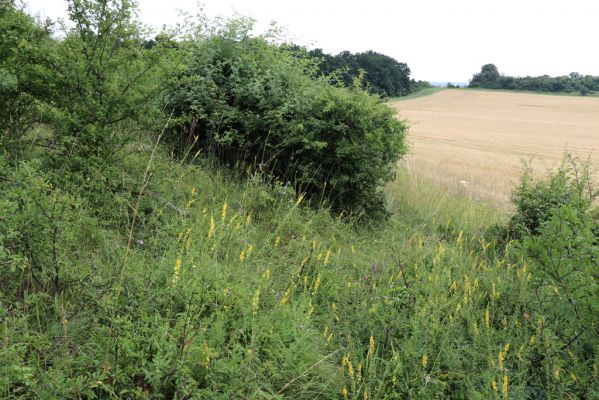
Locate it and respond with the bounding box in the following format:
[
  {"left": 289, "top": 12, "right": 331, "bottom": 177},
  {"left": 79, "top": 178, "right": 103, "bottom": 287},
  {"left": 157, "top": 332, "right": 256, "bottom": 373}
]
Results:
[
  {"left": 347, "top": 360, "right": 355, "bottom": 379},
  {"left": 275, "top": 236, "right": 280, "bottom": 247},
  {"left": 172, "top": 258, "right": 182, "bottom": 286},
  {"left": 262, "top": 268, "right": 270, "bottom": 280},
  {"left": 342, "top": 387, "right": 349, "bottom": 399},
  {"left": 422, "top": 354, "right": 428, "bottom": 368},
  {"left": 296, "top": 192, "right": 305, "bottom": 206},
  {"left": 239, "top": 250, "right": 245, "bottom": 263},
  {"left": 251, "top": 289, "right": 260, "bottom": 315},
  {"left": 221, "top": 202, "right": 228, "bottom": 221},
  {"left": 312, "top": 273, "right": 321, "bottom": 295},
  {"left": 502, "top": 374, "right": 508, "bottom": 399},
  {"left": 306, "top": 301, "right": 314, "bottom": 318},
  {"left": 369, "top": 335, "right": 375, "bottom": 355},
  {"left": 208, "top": 215, "right": 215, "bottom": 239},
  {"left": 553, "top": 365, "right": 560, "bottom": 380},
  {"left": 491, "top": 378, "right": 497, "bottom": 392},
  {"left": 323, "top": 249, "right": 331, "bottom": 266},
  {"left": 280, "top": 287, "right": 291, "bottom": 305}
]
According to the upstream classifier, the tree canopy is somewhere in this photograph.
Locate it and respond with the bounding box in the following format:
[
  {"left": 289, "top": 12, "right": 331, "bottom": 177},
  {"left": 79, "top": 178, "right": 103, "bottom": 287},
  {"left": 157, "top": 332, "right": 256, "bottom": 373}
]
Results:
[{"left": 469, "top": 64, "right": 599, "bottom": 95}]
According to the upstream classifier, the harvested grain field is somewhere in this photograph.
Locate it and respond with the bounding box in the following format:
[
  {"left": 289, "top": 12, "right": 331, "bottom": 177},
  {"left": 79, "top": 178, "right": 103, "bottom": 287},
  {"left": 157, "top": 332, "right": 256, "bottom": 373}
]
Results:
[{"left": 390, "top": 89, "right": 599, "bottom": 208}]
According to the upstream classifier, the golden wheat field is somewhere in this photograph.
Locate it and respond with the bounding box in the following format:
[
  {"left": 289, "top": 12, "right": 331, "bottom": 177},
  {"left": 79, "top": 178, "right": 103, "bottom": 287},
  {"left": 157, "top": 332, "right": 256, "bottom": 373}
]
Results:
[{"left": 390, "top": 89, "right": 599, "bottom": 208}]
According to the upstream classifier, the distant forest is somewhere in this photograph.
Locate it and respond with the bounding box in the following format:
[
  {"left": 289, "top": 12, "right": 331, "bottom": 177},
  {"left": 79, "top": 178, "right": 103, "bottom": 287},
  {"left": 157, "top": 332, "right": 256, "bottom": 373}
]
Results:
[
  {"left": 469, "top": 64, "right": 599, "bottom": 95},
  {"left": 296, "top": 48, "right": 431, "bottom": 97}
]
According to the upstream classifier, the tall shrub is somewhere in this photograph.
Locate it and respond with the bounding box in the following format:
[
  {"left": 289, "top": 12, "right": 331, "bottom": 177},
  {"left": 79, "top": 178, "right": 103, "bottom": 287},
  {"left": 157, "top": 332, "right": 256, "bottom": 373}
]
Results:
[{"left": 163, "top": 20, "right": 407, "bottom": 218}]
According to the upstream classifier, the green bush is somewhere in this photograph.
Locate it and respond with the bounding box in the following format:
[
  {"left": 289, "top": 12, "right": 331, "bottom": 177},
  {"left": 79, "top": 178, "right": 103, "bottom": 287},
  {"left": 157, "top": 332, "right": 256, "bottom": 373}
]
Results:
[
  {"left": 508, "top": 159, "right": 595, "bottom": 237},
  {"left": 505, "top": 158, "right": 598, "bottom": 396},
  {"left": 163, "top": 20, "right": 407, "bottom": 218}
]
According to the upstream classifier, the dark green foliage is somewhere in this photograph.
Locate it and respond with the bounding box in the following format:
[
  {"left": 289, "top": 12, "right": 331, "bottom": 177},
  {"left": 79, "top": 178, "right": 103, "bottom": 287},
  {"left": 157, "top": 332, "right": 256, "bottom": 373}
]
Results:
[
  {"left": 163, "top": 25, "right": 407, "bottom": 218},
  {"left": 469, "top": 63, "right": 501, "bottom": 88},
  {"left": 508, "top": 159, "right": 596, "bottom": 238},
  {"left": 306, "top": 48, "right": 422, "bottom": 97},
  {"left": 0, "top": 3, "right": 55, "bottom": 142},
  {"left": 469, "top": 64, "right": 599, "bottom": 94},
  {"left": 508, "top": 160, "right": 598, "bottom": 395}
]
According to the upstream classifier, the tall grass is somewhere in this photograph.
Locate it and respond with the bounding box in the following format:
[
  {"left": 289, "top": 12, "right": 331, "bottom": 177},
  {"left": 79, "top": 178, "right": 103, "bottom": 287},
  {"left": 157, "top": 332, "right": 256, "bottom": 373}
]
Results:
[{"left": 1, "top": 142, "right": 595, "bottom": 398}]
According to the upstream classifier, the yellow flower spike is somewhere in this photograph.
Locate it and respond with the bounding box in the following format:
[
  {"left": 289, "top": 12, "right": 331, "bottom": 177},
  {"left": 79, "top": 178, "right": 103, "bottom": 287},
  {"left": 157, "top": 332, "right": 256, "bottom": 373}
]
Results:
[
  {"left": 274, "top": 236, "right": 280, "bottom": 247},
  {"left": 185, "top": 236, "right": 192, "bottom": 251},
  {"left": 229, "top": 214, "right": 238, "bottom": 225},
  {"left": 347, "top": 360, "right": 355, "bottom": 379},
  {"left": 570, "top": 372, "right": 577, "bottom": 382},
  {"left": 498, "top": 351, "right": 504, "bottom": 370},
  {"left": 251, "top": 289, "right": 261, "bottom": 315},
  {"left": 503, "top": 343, "right": 510, "bottom": 353},
  {"left": 491, "top": 378, "right": 498, "bottom": 392},
  {"left": 341, "top": 355, "right": 349, "bottom": 367},
  {"left": 295, "top": 192, "right": 305, "bottom": 206},
  {"left": 312, "top": 273, "right": 321, "bottom": 295},
  {"left": 223, "top": 288, "right": 229, "bottom": 296},
  {"left": 306, "top": 301, "right": 314, "bottom": 319},
  {"left": 553, "top": 366, "right": 560, "bottom": 380},
  {"left": 280, "top": 287, "right": 291, "bottom": 305},
  {"left": 450, "top": 281, "right": 457, "bottom": 291},
  {"left": 208, "top": 215, "right": 215, "bottom": 239},
  {"left": 239, "top": 250, "right": 245, "bottom": 263},
  {"left": 172, "top": 258, "right": 182, "bottom": 286},
  {"left": 363, "top": 389, "right": 368, "bottom": 400},
  {"left": 246, "top": 244, "right": 254, "bottom": 258},
  {"left": 191, "top": 187, "right": 197, "bottom": 197},
  {"left": 502, "top": 375, "right": 509, "bottom": 399},
  {"left": 342, "top": 387, "right": 349, "bottom": 399},
  {"left": 221, "top": 202, "right": 228, "bottom": 222},
  {"left": 473, "top": 322, "right": 479, "bottom": 336},
  {"left": 369, "top": 335, "right": 375, "bottom": 355},
  {"left": 262, "top": 268, "right": 270, "bottom": 280},
  {"left": 422, "top": 354, "right": 428, "bottom": 368},
  {"left": 485, "top": 307, "right": 490, "bottom": 329}
]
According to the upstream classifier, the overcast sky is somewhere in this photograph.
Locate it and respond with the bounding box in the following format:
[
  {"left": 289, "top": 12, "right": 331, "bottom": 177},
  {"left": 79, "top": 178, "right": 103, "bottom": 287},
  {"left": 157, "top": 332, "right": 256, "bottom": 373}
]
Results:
[{"left": 24, "top": 0, "right": 599, "bottom": 83}]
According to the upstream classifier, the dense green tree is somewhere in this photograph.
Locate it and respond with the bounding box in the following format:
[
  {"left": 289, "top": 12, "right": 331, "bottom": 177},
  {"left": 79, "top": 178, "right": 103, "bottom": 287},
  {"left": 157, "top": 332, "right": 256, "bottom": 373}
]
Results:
[
  {"left": 306, "top": 48, "right": 418, "bottom": 97},
  {"left": 0, "top": 2, "right": 55, "bottom": 142},
  {"left": 469, "top": 63, "right": 501, "bottom": 88}
]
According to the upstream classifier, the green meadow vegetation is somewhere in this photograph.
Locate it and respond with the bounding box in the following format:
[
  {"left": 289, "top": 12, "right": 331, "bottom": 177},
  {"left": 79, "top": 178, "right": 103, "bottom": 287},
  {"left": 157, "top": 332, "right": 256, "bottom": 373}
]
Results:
[{"left": 1, "top": 1, "right": 598, "bottom": 399}]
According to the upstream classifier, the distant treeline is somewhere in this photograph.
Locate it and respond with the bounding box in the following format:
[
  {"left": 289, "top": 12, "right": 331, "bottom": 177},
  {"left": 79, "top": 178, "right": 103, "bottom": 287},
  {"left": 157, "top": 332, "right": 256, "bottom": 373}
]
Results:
[
  {"left": 293, "top": 47, "right": 430, "bottom": 97},
  {"left": 469, "top": 64, "right": 599, "bottom": 95}
]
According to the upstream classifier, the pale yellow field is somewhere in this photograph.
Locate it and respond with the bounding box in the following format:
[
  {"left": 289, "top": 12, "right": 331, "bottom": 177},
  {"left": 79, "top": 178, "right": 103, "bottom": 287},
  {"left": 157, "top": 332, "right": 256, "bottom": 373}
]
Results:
[{"left": 390, "top": 89, "right": 599, "bottom": 208}]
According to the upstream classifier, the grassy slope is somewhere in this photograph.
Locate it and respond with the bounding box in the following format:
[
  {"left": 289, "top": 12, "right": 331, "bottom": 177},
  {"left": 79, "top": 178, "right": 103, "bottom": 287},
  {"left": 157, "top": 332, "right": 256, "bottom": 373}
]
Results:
[{"left": 4, "top": 136, "right": 593, "bottom": 398}]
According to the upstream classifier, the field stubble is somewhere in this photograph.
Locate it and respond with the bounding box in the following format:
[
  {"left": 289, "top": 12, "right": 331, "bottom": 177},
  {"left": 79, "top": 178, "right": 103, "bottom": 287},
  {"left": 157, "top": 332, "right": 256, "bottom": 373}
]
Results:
[{"left": 391, "top": 89, "right": 599, "bottom": 208}]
